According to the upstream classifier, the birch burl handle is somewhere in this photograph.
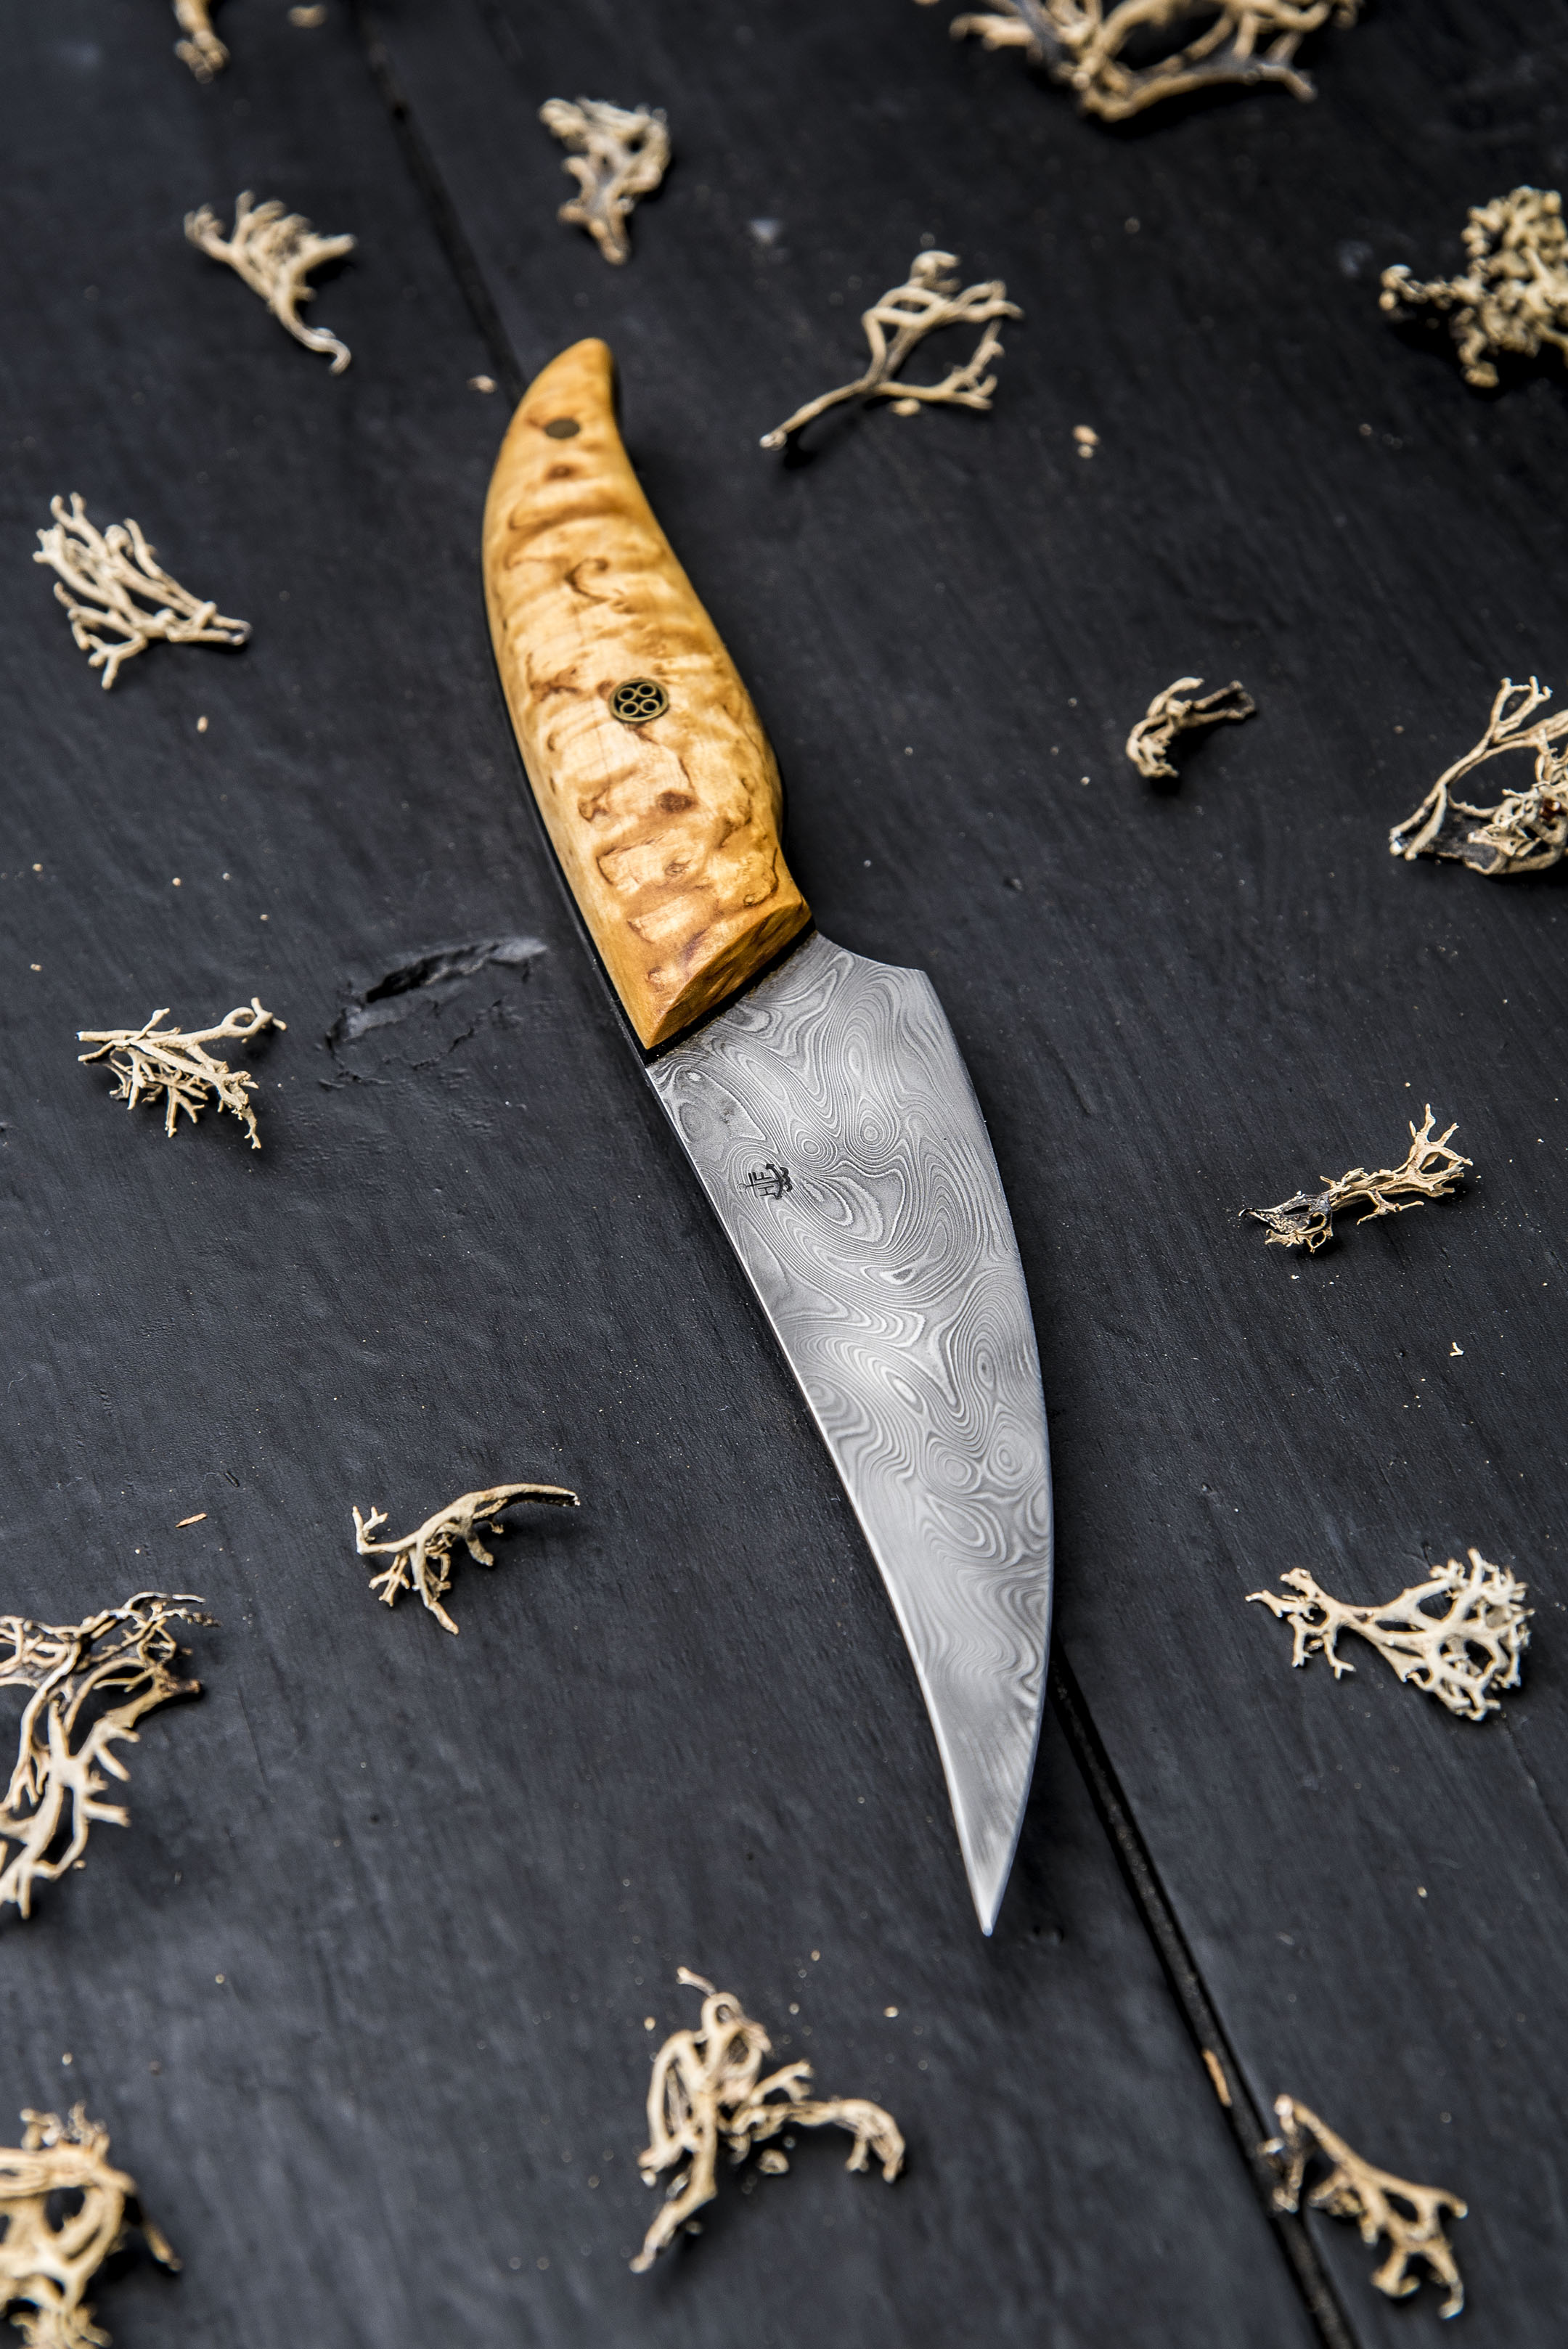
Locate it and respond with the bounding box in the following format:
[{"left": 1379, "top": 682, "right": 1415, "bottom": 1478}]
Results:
[{"left": 482, "top": 340, "right": 811, "bottom": 1048}]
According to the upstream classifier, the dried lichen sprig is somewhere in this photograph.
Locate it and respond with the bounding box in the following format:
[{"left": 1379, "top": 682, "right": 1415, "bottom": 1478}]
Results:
[
  {"left": 1380, "top": 186, "right": 1568, "bottom": 391},
  {"left": 0, "top": 2105, "right": 179, "bottom": 2349},
  {"left": 920, "top": 0, "right": 1361, "bottom": 123},
  {"left": 761, "top": 250, "right": 1019, "bottom": 451},
  {"left": 1262, "top": 2097, "right": 1466, "bottom": 2319},
  {"left": 1248, "top": 1548, "right": 1530, "bottom": 1721},
  {"left": 632, "top": 1969, "right": 904, "bottom": 2273},
  {"left": 173, "top": 0, "right": 226, "bottom": 78},
  {"left": 0, "top": 1594, "right": 213, "bottom": 1920},
  {"left": 1391, "top": 677, "right": 1568, "bottom": 878},
  {"left": 539, "top": 98, "right": 671, "bottom": 266},
  {"left": 185, "top": 192, "right": 356, "bottom": 372},
  {"left": 1244, "top": 1106, "right": 1469, "bottom": 1254},
  {"left": 33, "top": 494, "right": 251, "bottom": 691},
  {"left": 353, "top": 1482, "right": 580, "bottom": 1634},
  {"left": 1126, "top": 676, "right": 1256, "bottom": 783},
  {"left": 78, "top": 1001, "right": 285, "bottom": 1151}
]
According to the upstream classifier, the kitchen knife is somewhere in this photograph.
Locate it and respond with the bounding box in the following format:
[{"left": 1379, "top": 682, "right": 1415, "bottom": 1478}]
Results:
[{"left": 482, "top": 339, "right": 1051, "bottom": 1932}]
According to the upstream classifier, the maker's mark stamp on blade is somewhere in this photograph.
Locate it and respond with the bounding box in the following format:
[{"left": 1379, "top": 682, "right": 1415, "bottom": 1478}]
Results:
[{"left": 744, "top": 1160, "right": 793, "bottom": 1200}]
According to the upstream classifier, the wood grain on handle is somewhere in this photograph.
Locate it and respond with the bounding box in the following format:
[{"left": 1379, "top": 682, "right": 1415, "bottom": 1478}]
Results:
[{"left": 482, "top": 340, "right": 811, "bottom": 1048}]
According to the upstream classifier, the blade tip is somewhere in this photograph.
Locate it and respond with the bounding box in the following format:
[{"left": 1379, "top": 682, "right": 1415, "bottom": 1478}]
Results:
[{"left": 968, "top": 1862, "right": 1006, "bottom": 1937}]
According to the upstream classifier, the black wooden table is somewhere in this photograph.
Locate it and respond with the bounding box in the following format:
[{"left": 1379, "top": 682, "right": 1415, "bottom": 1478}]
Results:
[{"left": 2, "top": 3, "right": 1564, "bottom": 2342}]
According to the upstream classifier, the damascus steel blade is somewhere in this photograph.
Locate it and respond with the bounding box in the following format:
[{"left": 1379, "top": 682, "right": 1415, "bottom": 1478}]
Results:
[{"left": 646, "top": 931, "right": 1052, "bottom": 1933}]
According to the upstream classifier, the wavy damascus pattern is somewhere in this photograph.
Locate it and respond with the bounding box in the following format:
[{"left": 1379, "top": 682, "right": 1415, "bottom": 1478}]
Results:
[{"left": 648, "top": 932, "right": 1052, "bottom": 1931}]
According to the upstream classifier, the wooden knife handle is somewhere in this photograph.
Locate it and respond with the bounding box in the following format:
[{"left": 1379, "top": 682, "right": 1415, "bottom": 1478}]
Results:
[{"left": 482, "top": 339, "right": 811, "bottom": 1048}]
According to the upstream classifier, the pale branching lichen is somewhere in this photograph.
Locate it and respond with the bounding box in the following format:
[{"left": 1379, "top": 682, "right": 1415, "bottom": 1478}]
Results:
[
  {"left": 34, "top": 495, "right": 250, "bottom": 690},
  {"left": 1380, "top": 187, "right": 1568, "bottom": 390},
  {"left": 539, "top": 99, "right": 671, "bottom": 266},
  {"left": 0, "top": 2106, "right": 179, "bottom": 2349},
  {"left": 1244, "top": 1106, "right": 1469, "bottom": 1254},
  {"left": 77, "top": 1002, "right": 286, "bottom": 1151},
  {"left": 0, "top": 1595, "right": 213, "bottom": 1920},
  {"left": 1126, "top": 676, "right": 1256, "bottom": 783},
  {"left": 173, "top": 0, "right": 226, "bottom": 78},
  {"left": 915, "top": 0, "right": 1361, "bottom": 121},
  {"left": 1248, "top": 1548, "right": 1530, "bottom": 1721},
  {"left": 1262, "top": 2097, "right": 1466, "bottom": 2319},
  {"left": 186, "top": 192, "right": 356, "bottom": 372},
  {"left": 353, "top": 1483, "right": 580, "bottom": 1634},
  {"left": 633, "top": 1970, "right": 904, "bottom": 2273},
  {"left": 761, "top": 251, "right": 1020, "bottom": 449},
  {"left": 1391, "top": 677, "right": 1568, "bottom": 877}
]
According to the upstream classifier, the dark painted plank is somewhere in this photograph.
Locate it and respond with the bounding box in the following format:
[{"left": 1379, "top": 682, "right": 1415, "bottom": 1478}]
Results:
[
  {"left": 367, "top": 0, "right": 1568, "bottom": 2336},
  {"left": 0, "top": 6, "right": 1320, "bottom": 2345}
]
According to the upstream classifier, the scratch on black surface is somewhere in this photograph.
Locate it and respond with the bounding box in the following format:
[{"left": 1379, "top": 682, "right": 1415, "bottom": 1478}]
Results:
[
  {"left": 235, "top": 1682, "right": 269, "bottom": 1793},
  {"left": 329, "top": 936, "right": 547, "bottom": 1048}
]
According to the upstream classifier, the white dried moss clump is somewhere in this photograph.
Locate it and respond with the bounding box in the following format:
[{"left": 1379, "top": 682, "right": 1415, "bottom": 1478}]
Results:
[
  {"left": 1391, "top": 677, "right": 1568, "bottom": 878},
  {"left": 34, "top": 496, "right": 250, "bottom": 690},
  {"left": 78, "top": 1001, "right": 285, "bottom": 1150},
  {"left": 539, "top": 98, "right": 670, "bottom": 265},
  {"left": 353, "top": 1482, "right": 580, "bottom": 1633},
  {"left": 1126, "top": 676, "right": 1255, "bottom": 783},
  {"left": 186, "top": 192, "right": 356, "bottom": 371},
  {"left": 1244, "top": 1106, "right": 1469, "bottom": 1254},
  {"left": 0, "top": 2105, "right": 179, "bottom": 2348},
  {"left": 1264, "top": 2096, "right": 1466, "bottom": 2319},
  {"left": 633, "top": 1970, "right": 903, "bottom": 2271},
  {"left": 1381, "top": 187, "right": 1568, "bottom": 390},
  {"left": 173, "top": 0, "right": 226, "bottom": 78},
  {"left": 762, "top": 250, "right": 1019, "bottom": 449},
  {"left": 1249, "top": 1548, "right": 1530, "bottom": 1720},
  {"left": 917, "top": 0, "right": 1361, "bottom": 122},
  {"left": 0, "top": 1593, "right": 213, "bottom": 1919}
]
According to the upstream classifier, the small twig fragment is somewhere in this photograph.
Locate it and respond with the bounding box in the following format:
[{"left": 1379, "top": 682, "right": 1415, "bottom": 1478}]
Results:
[
  {"left": 185, "top": 192, "right": 356, "bottom": 372},
  {"left": 353, "top": 1483, "right": 579, "bottom": 1633},
  {"left": 539, "top": 98, "right": 671, "bottom": 266},
  {"left": 761, "top": 250, "right": 1019, "bottom": 449},
  {"left": 1244, "top": 1106, "right": 1469, "bottom": 1254},
  {"left": 1380, "top": 186, "right": 1568, "bottom": 391},
  {"left": 1126, "top": 675, "right": 1256, "bottom": 783},
  {"left": 1390, "top": 676, "right": 1568, "bottom": 877},
  {"left": 0, "top": 1594, "right": 213, "bottom": 1919},
  {"left": 921, "top": 0, "right": 1362, "bottom": 122},
  {"left": 173, "top": 0, "right": 226, "bottom": 78},
  {"left": 1262, "top": 2096, "right": 1466, "bottom": 2319},
  {"left": 34, "top": 495, "right": 250, "bottom": 690},
  {"left": 1248, "top": 1548, "right": 1530, "bottom": 1720},
  {"left": 633, "top": 1972, "right": 903, "bottom": 2271},
  {"left": 78, "top": 1002, "right": 285, "bottom": 1150}
]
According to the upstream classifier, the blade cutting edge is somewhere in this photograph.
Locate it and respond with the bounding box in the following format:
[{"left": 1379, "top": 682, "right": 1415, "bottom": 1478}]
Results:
[{"left": 646, "top": 931, "right": 1053, "bottom": 1932}]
